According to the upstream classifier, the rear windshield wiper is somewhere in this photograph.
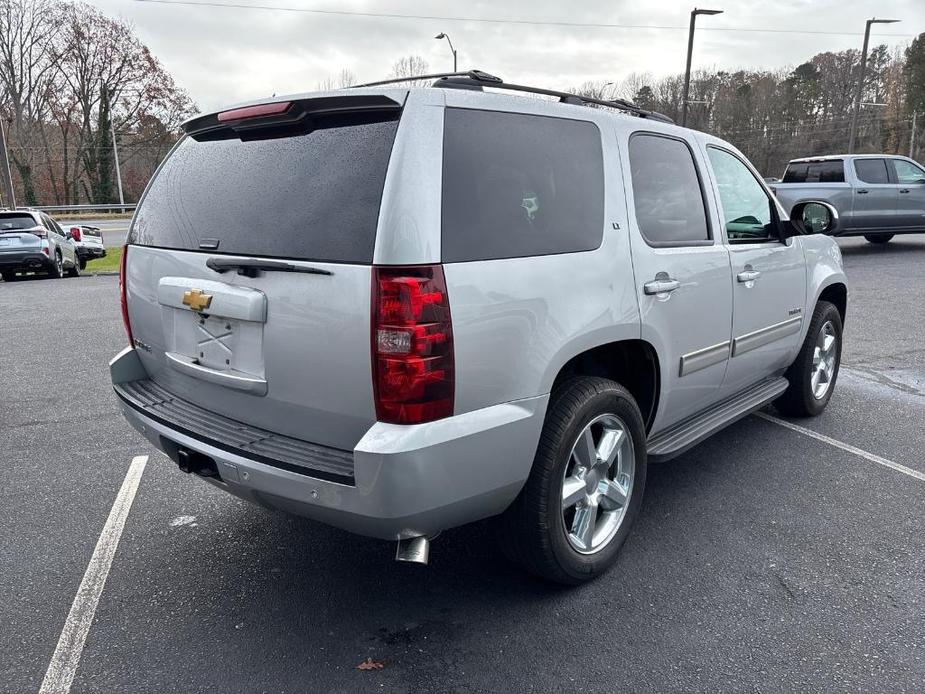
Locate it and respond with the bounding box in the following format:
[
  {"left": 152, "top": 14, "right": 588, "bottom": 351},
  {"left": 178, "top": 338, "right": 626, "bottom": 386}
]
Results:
[{"left": 206, "top": 257, "right": 333, "bottom": 277}]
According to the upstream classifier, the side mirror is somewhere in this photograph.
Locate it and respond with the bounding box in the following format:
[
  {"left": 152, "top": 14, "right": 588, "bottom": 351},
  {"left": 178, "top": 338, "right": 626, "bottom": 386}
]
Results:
[{"left": 789, "top": 200, "right": 839, "bottom": 236}]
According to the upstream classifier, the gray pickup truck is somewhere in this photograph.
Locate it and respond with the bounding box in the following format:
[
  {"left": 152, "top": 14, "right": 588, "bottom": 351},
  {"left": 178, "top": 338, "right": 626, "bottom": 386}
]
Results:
[{"left": 772, "top": 154, "right": 925, "bottom": 244}]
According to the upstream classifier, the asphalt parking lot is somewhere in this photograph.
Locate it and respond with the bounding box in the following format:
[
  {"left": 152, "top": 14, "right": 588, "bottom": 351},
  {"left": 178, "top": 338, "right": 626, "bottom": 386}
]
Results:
[{"left": 1, "top": 236, "right": 923, "bottom": 693}]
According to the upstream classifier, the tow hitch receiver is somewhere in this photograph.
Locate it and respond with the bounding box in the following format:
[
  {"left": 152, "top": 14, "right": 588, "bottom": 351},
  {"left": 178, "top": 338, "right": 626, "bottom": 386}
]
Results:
[{"left": 176, "top": 448, "right": 220, "bottom": 478}]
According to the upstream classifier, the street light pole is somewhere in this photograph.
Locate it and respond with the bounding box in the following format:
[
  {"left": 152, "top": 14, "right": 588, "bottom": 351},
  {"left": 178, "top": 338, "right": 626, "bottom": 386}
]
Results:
[
  {"left": 910, "top": 111, "right": 918, "bottom": 159},
  {"left": 848, "top": 17, "right": 900, "bottom": 154},
  {"left": 681, "top": 8, "right": 723, "bottom": 128},
  {"left": 110, "top": 119, "right": 125, "bottom": 206},
  {"left": 0, "top": 116, "right": 15, "bottom": 208},
  {"left": 435, "top": 32, "right": 457, "bottom": 72}
]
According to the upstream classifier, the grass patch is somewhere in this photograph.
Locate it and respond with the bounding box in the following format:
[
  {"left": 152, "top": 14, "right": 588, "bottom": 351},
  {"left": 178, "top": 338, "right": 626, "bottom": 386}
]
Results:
[{"left": 83, "top": 246, "right": 122, "bottom": 274}]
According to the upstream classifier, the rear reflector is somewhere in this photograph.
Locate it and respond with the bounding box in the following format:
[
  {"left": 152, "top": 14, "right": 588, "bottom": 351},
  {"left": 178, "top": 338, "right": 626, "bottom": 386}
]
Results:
[
  {"left": 217, "top": 101, "right": 292, "bottom": 122},
  {"left": 372, "top": 265, "right": 454, "bottom": 424},
  {"left": 119, "top": 245, "right": 134, "bottom": 346}
]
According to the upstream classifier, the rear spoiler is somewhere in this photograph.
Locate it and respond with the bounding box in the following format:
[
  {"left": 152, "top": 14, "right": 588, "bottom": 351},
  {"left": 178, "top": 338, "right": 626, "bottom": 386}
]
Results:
[{"left": 182, "top": 94, "right": 404, "bottom": 139}]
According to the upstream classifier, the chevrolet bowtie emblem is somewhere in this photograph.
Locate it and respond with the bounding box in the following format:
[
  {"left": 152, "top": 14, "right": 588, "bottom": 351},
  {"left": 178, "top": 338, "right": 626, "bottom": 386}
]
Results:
[{"left": 182, "top": 288, "right": 213, "bottom": 312}]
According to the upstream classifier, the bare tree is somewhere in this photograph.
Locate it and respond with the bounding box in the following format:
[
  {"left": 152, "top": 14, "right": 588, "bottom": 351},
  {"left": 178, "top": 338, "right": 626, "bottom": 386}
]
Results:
[{"left": 389, "top": 55, "right": 428, "bottom": 86}]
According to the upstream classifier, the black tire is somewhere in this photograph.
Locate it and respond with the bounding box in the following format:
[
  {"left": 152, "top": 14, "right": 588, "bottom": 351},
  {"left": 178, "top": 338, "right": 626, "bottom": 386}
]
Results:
[
  {"left": 774, "top": 300, "right": 842, "bottom": 417},
  {"left": 78, "top": 258, "right": 87, "bottom": 271},
  {"left": 48, "top": 252, "right": 64, "bottom": 279},
  {"left": 1, "top": 271, "right": 15, "bottom": 283},
  {"left": 498, "top": 377, "right": 647, "bottom": 584},
  {"left": 864, "top": 234, "right": 893, "bottom": 244},
  {"left": 66, "top": 256, "right": 80, "bottom": 277}
]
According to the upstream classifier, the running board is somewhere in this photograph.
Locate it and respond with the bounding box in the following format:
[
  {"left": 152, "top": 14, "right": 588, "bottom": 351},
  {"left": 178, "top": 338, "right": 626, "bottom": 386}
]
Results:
[{"left": 647, "top": 376, "right": 789, "bottom": 463}]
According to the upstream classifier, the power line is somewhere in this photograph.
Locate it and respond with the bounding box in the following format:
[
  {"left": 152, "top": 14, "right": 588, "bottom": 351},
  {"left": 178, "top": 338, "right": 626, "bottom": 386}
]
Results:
[{"left": 131, "top": 0, "right": 916, "bottom": 38}]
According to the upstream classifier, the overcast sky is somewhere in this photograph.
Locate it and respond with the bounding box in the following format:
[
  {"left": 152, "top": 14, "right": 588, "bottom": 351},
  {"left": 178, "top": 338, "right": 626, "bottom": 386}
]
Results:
[{"left": 90, "top": 0, "right": 924, "bottom": 112}]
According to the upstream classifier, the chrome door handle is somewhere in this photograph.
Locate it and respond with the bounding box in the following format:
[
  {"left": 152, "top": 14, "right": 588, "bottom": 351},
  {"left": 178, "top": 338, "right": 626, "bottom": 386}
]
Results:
[
  {"left": 737, "top": 270, "right": 761, "bottom": 283},
  {"left": 644, "top": 278, "right": 681, "bottom": 295},
  {"left": 856, "top": 189, "right": 869, "bottom": 194}
]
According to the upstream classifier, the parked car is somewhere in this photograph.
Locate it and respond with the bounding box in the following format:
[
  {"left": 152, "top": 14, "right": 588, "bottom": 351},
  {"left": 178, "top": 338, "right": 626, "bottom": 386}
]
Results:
[
  {"left": 0, "top": 209, "right": 80, "bottom": 281},
  {"left": 772, "top": 154, "right": 925, "bottom": 243},
  {"left": 110, "top": 72, "right": 848, "bottom": 583},
  {"left": 68, "top": 224, "right": 106, "bottom": 269}
]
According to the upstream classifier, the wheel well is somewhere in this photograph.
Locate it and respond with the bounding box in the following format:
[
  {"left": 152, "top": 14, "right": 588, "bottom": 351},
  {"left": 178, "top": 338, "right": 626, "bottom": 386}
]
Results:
[
  {"left": 552, "top": 340, "right": 660, "bottom": 432},
  {"left": 818, "top": 283, "right": 847, "bottom": 324}
]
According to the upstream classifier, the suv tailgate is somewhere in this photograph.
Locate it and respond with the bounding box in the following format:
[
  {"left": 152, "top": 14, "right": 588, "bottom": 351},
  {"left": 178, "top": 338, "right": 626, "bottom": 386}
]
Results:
[{"left": 124, "top": 94, "right": 403, "bottom": 451}]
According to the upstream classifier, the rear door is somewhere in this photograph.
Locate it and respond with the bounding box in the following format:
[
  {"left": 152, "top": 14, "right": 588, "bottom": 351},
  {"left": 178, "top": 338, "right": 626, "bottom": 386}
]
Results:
[
  {"left": 623, "top": 131, "right": 733, "bottom": 431},
  {"left": 702, "top": 145, "right": 805, "bottom": 399},
  {"left": 850, "top": 158, "right": 899, "bottom": 230},
  {"left": 889, "top": 158, "right": 925, "bottom": 229},
  {"left": 125, "top": 94, "right": 405, "bottom": 450}
]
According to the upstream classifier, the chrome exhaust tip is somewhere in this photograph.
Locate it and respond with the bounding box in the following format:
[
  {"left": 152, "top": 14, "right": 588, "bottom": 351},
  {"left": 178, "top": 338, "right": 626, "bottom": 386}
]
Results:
[{"left": 395, "top": 536, "right": 430, "bottom": 565}]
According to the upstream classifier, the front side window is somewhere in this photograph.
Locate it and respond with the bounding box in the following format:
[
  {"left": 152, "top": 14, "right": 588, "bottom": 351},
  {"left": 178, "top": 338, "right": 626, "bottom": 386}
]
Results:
[
  {"left": 854, "top": 158, "right": 890, "bottom": 184},
  {"left": 892, "top": 159, "right": 925, "bottom": 184},
  {"left": 707, "top": 147, "right": 775, "bottom": 242},
  {"left": 628, "top": 134, "right": 710, "bottom": 245},
  {"left": 441, "top": 109, "right": 604, "bottom": 262}
]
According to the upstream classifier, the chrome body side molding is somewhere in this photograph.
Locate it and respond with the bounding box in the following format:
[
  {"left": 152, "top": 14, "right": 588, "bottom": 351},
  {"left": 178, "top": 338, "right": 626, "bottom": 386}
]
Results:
[
  {"left": 732, "top": 316, "right": 803, "bottom": 357},
  {"left": 679, "top": 341, "right": 731, "bottom": 377}
]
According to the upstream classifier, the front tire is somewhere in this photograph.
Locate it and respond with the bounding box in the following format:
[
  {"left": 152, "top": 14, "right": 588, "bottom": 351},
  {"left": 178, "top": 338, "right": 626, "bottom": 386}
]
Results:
[
  {"left": 775, "top": 301, "right": 842, "bottom": 417},
  {"left": 864, "top": 234, "right": 893, "bottom": 244},
  {"left": 1, "top": 271, "right": 15, "bottom": 283},
  {"left": 498, "top": 377, "right": 647, "bottom": 584}
]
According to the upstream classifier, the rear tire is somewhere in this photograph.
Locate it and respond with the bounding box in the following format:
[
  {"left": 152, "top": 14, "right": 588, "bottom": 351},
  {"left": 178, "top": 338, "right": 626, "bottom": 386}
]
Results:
[
  {"left": 78, "top": 258, "right": 87, "bottom": 271},
  {"left": 774, "top": 301, "right": 842, "bottom": 417},
  {"left": 498, "top": 377, "right": 647, "bottom": 584},
  {"left": 48, "top": 253, "right": 63, "bottom": 279},
  {"left": 66, "top": 257, "right": 80, "bottom": 277},
  {"left": 1, "top": 271, "right": 15, "bottom": 283},
  {"left": 864, "top": 234, "right": 893, "bottom": 244}
]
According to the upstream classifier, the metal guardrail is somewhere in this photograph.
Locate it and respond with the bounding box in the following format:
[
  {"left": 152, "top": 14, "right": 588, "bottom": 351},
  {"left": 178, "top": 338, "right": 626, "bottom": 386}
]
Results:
[{"left": 36, "top": 203, "right": 136, "bottom": 214}]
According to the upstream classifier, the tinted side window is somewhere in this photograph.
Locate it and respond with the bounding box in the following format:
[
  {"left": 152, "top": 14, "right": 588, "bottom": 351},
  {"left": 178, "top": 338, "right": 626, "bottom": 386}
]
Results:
[
  {"left": 629, "top": 134, "right": 709, "bottom": 245},
  {"left": 783, "top": 161, "right": 844, "bottom": 183},
  {"left": 441, "top": 109, "right": 604, "bottom": 262},
  {"left": 854, "top": 159, "right": 889, "bottom": 184}
]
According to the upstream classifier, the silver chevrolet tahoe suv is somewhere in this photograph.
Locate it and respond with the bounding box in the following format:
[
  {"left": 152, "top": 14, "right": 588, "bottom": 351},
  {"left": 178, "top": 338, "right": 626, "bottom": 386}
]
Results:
[{"left": 110, "top": 72, "right": 848, "bottom": 583}]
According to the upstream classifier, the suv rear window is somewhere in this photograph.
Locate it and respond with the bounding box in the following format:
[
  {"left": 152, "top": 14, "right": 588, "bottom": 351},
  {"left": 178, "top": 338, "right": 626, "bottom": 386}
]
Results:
[
  {"left": 782, "top": 160, "right": 844, "bottom": 183},
  {"left": 129, "top": 113, "right": 400, "bottom": 263},
  {"left": 441, "top": 109, "right": 604, "bottom": 262},
  {"left": 0, "top": 214, "right": 39, "bottom": 231}
]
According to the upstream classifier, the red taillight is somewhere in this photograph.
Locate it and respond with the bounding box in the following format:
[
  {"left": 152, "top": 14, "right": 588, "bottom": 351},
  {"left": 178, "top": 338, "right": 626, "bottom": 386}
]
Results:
[
  {"left": 372, "top": 265, "right": 454, "bottom": 425},
  {"left": 217, "top": 101, "right": 292, "bottom": 122},
  {"left": 42, "top": 246, "right": 49, "bottom": 255},
  {"left": 119, "top": 245, "right": 133, "bottom": 346},
  {"left": 70, "top": 226, "right": 81, "bottom": 242}
]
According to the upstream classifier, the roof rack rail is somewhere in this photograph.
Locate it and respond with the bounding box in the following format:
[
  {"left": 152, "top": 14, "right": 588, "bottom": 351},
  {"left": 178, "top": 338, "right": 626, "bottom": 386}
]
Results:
[{"left": 349, "top": 69, "right": 673, "bottom": 124}]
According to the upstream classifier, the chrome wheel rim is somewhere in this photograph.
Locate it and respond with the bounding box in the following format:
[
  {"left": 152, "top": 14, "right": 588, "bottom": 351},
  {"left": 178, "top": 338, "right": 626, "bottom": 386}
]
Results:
[
  {"left": 811, "top": 321, "right": 838, "bottom": 399},
  {"left": 561, "top": 413, "right": 635, "bottom": 555}
]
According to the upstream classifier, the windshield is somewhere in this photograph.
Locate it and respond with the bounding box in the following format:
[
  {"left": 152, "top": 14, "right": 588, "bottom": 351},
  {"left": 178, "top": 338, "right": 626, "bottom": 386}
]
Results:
[{"left": 0, "top": 214, "right": 39, "bottom": 231}]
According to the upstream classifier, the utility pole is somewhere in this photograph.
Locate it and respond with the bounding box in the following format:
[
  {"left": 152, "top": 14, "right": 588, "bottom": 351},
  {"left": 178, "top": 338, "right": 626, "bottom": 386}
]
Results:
[
  {"left": 111, "top": 120, "right": 125, "bottom": 206},
  {"left": 0, "top": 117, "right": 15, "bottom": 209},
  {"left": 910, "top": 111, "right": 918, "bottom": 159},
  {"left": 848, "top": 17, "right": 900, "bottom": 153},
  {"left": 681, "top": 8, "right": 723, "bottom": 128}
]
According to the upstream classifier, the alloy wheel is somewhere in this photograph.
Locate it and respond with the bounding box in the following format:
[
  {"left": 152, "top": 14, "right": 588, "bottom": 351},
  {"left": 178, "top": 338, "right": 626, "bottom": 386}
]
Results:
[
  {"left": 811, "top": 320, "right": 837, "bottom": 399},
  {"left": 560, "top": 413, "right": 635, "bottom": 554}
]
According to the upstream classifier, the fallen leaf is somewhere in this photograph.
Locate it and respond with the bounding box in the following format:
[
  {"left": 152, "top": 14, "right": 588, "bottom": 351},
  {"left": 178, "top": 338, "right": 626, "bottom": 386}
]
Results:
[{"left": 356, "top": 657, "right": 386, "bottom": 671}]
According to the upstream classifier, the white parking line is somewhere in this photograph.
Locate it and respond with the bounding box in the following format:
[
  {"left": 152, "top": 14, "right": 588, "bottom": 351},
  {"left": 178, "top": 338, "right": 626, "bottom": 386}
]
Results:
[
  {"left": 39, "top": 455, "right": 148, "bottom": 694},
  {"left": 756, "top": 412, "right": 925, "bottom": 483}
]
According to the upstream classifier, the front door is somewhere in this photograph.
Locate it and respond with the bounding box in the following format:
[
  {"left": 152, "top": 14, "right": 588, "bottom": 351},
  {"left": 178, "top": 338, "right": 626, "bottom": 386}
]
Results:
[
  {"left": 850, "top": 157, "right": 900, "bottom": 230},
  {"left": 623, "top": 132, "right": 733, "bottom": 433},
  {"left": 702, "top": 145, "right": 806, "bottom": 399},
  {"left": 890, "top": 158, "right": 925, "bottom": 230}
]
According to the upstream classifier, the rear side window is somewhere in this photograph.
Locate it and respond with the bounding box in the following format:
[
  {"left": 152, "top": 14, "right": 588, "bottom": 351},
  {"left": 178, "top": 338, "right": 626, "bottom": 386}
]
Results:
[
  {"left": 129, "top": 114, "right": 400, "bottom": 263},
  {"left": 629, "top": 133, "right": 710, "bottom": 245},
  {"left": 441, "top": 109, "right": 604, "bottom": 262},
  {"left": 782, "top": 160, "right": 844, "bottom": 183},
  {"left": 854, "top": 158, "right": 890, "bottom": 184}
]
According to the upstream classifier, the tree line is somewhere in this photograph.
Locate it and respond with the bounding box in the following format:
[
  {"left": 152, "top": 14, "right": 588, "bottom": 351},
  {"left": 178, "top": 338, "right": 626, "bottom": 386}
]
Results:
[{"left": 0, "top": 0, "right": 194, "bottom": 206}]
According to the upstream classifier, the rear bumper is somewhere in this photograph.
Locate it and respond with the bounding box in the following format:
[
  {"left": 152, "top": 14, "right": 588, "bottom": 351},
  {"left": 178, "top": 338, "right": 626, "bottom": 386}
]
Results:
[
  {"left": 0, "top": 250, "right": 52, "bottom": 272},
  {"left": 110, "top": 347, "right": 547, "bottom": 540},
  {"left": 76, "top": 245, "right": 106, "bottom": 259}
]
